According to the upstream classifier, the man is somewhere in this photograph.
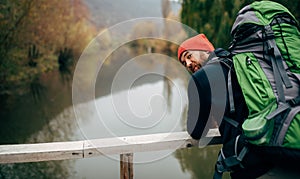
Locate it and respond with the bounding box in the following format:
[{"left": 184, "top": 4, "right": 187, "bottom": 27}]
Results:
[
  {"left": 177, "top": 35, "right": 300, "bottom": 178},
  {"left": 178, "top": 34, "right": 274, "bottom": 178},
  {"left": 177, "top": 34, "right": 230, "bottom": 140}
]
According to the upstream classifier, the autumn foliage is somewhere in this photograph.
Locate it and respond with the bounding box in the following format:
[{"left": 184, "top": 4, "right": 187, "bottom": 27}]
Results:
[{"left": 0, "top": 0, "right": 97, "bottom": 93}]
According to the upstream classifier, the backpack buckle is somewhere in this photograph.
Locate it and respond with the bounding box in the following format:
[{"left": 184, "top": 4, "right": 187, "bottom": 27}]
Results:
[
  {"left": 264, "top": 25, "right": 275, "bottom": 53},
  {"left": 288, "top": 96, "right": 300, "bottom": 106},
  {"left": 264, "top": 25, "right": 275, "bottom": 39}
]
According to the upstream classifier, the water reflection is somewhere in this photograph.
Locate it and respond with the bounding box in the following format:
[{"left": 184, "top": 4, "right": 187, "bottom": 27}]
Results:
[
  {"left": 0, "top": 161, "right": 72, "bottom": 179},
  {"left": 58, "top": 48, "right": 74, "bottom": 85},
  {"left": 30, "top": 77, "right": 47, "bottom": 103},
  {"left": 0, "top": 77, "right": 78, "bottom": 178},
  {"left": 174, "top": 146, "right": 231, "bottom": 179},
  {"left": 0, "top": 70, "right": 74, "bottom": 145}
]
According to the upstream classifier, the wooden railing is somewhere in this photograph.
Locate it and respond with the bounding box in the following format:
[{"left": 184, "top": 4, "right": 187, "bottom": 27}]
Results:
[{"left": 0, "top": 130, "right": 221, "bottom": 179}]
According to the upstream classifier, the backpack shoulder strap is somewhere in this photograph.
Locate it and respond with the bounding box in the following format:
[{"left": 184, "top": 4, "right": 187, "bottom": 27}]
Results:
[{"left": 208, "top": 48, "right": 236, "bottom": 113}]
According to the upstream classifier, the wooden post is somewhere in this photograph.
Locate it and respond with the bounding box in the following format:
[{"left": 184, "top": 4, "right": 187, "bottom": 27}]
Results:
[{"left": 120, "top": 153, "right": 133, "bottom": 179}]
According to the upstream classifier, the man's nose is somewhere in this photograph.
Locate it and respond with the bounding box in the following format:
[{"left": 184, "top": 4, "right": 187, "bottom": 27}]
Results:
[{"left": 186, "top": 59, "right": 192, "bottom": 67}]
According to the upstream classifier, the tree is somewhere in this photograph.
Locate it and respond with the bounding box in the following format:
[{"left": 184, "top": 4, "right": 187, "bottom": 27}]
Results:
[
  {"left": 161, "top": 0, "right": 171, "bottom": 19},
  {"left": 0, "top": 0, "right": 97, "bottom": 94},
  {"left": 180, "top": 0, "right": 300, "bottom": 48}
]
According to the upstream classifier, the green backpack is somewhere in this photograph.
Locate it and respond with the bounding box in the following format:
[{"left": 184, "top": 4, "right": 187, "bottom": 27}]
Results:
[
  {"left": 230, "top": 0, "right": 300, "bottom": 148},
  {"left": 213, "top": 1, "right": 300, "bottom": 177}
]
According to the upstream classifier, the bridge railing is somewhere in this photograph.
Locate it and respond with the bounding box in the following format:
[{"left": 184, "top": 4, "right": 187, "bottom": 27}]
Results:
[{"left": 0, "top": 129, "right": 221, "bottom": 179}]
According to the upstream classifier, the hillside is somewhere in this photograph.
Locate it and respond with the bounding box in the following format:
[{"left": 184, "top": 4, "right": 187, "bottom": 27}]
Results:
[{"left": 84, "top": 0, "right": 163, "bottom": 28}]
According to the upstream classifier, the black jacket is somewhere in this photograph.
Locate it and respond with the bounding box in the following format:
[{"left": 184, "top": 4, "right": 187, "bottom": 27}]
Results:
[{"left": 186, "top": 53, "right": 248, "bottom": 144}]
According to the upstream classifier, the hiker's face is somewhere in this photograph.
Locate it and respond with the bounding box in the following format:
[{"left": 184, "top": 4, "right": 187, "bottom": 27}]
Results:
[{"left": 180, "top": 50, "right": 210, "bottom": 73}]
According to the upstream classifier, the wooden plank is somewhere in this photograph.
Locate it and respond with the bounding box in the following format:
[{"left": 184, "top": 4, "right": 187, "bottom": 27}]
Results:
[
  {"left": 0, "top": 141, "right": 84, "bottom": 163},
  {"left": 0, "top": 130, "right": 221, "bottom": 164},
  {"left": 83, "top": 132, "right": 194, "bottom": 158}
]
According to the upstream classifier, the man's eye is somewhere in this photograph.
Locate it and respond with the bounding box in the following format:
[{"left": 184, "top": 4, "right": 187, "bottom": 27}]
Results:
[
  {"left": 182, "top": 61, "right": 186, "bottom": 66},
  {"left": 187, "top": 54, "right": 192, "bottom": 59}
]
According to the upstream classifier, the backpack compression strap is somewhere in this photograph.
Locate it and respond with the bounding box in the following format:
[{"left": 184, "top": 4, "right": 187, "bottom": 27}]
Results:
[
  {"left": 262, "top": 24, "right": 294, "bottom": 120},
  {"left": 264, "top": 25, "right": 292, "bottom": 99}
]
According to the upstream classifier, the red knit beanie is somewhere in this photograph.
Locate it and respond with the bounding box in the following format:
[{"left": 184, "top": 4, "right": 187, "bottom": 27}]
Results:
[{"left": 177, "top": 34, "right": 215, "bottom": 60}]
